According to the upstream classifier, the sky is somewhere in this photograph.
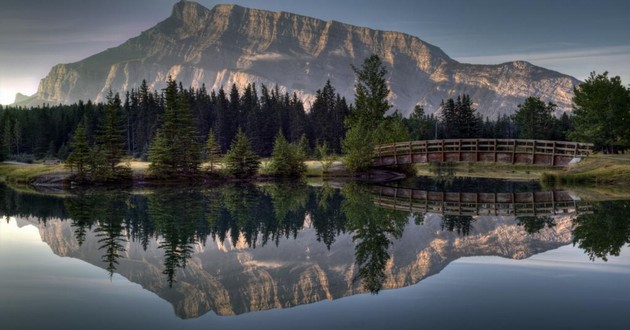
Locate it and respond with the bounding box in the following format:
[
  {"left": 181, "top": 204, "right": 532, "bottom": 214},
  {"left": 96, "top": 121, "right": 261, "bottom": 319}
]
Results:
[{"left": 1, "top": 0, "right": 629, "bottom": 105}]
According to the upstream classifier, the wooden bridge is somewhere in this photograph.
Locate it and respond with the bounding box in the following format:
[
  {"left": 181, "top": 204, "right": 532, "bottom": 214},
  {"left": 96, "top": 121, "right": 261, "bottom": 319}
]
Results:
[
  {"left": 373, "top": 139, "right": 593, "bottom": 167},
  {"left": 372, "top": 186, "right": 591, "bottom": 217}
]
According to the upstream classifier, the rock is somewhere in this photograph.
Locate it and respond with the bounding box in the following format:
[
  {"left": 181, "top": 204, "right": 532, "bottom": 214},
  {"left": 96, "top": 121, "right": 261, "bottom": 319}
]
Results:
[{"left": 26, "top": 1, "right": 579, "bottom": 119}]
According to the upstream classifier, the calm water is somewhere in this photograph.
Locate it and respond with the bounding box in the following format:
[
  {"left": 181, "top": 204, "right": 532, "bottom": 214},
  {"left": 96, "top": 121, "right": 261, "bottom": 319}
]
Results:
[{"left": 1, "top": 180, "right": 629, "bottom": 330}]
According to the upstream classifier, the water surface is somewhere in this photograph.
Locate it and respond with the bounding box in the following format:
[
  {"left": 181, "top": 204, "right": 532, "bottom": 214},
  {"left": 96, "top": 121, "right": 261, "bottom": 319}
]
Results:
[{"left": 1, "top": 181, "right": 629, "bottom": 329}]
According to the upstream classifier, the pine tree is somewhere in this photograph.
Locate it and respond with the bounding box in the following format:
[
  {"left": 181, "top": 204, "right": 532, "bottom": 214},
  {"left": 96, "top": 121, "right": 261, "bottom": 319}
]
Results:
[
  {"left": 224, "top": 129, "right": 260, "bottom": 178},
  {"left": 205, "top": 128, "right": 221, "bottom": 173},
  {"left": 342, "top": 54, "right": 406, "bottom": 172},
  {"left": 348, "top": 55, "right": 391, "bottom": 129},
  {"left": 513, "top": 96, "right": 556, "bottom": 140},
  {"left": 97, "top": 92, "right": 128, "bottom": 176},
  {"left": 66, "top": 121, "right": 91, "bottom": 177},
  {"left": 148, "top": 77, "right": 201, "bottom": 178}
]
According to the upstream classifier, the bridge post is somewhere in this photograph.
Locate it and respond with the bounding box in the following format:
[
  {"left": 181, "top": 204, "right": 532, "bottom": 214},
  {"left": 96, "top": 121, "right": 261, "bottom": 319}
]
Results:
[
  {"left": 531, "top": 140, "right": 536, "bottom": 164},
  {"left": 511, "top": 139, "right": 516, "bottom": 164},
  {"left": 475, "top": 139, "right": 479, "bottom": 162},
  {"left": 551, "top": 141, "right": 556, "bottom": 166}
]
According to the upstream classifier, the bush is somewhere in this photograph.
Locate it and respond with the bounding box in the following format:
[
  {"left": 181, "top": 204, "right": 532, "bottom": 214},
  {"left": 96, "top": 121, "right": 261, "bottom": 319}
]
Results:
[{"left": 268, "top": 131, "right": 306, "bottom": 177}]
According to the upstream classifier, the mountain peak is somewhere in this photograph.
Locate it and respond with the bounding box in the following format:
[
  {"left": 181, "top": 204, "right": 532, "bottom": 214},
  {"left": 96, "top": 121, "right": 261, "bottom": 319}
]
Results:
[
  {"left": 30, "top": 1, "right": 580, "bottom": 118},
  {"left": 171, "top": 0, "right": 210, "bottom": 21}
]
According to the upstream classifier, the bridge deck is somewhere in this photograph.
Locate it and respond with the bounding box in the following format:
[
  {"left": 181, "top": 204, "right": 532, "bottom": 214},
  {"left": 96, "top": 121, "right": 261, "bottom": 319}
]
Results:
[{"left": 374, "top": 139, "right": 593, "bottom": 167}]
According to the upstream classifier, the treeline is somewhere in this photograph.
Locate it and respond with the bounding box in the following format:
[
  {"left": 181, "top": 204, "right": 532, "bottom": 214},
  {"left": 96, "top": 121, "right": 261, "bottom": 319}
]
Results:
[
  {"left": 1, "top": 56, "right": 626, "bottom": 171},
  {"left": 0, "top": 79, "right": 350, "bottom": 162},
  {"left": 403, "top": 95, "right": 573, "bottom": 141}
]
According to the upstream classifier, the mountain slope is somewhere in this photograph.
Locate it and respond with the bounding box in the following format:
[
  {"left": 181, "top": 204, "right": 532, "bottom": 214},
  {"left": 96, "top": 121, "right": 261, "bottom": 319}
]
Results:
[
  {"left": 28, "top": 214, "right": 572, "bottom": 318},
  {"left": 24, "top": 1, "right": 579, "bottom": 118}
]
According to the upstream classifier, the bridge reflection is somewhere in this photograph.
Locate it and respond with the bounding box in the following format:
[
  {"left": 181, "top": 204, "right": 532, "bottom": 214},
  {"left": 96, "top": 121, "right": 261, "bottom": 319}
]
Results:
[{"left": 372, "top": 186, "right": 591, "bottom": 217}]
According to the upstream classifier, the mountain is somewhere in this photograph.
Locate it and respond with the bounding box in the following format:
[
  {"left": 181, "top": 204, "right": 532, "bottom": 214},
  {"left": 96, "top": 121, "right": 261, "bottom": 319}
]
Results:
[
  {"left": 22, "top": 1, "right": 579, "bottom": 118},
  {"left": 24, "top": 214, "right": 572, "bottom": 318}
]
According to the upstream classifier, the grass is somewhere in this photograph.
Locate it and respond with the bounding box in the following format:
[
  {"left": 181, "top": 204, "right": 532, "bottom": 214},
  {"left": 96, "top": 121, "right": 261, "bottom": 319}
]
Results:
[
  {"left": 5, "top": 153, "right": 630, "bottom": 189},
  {"left": 0, "top": 163, "right": 69, "bottom": 184},
  {"left": 541, "top": 153, "right": 630, "bottom": 186},
  {"left": 413, "top": 161, "right": 560, "bottom": 181}
]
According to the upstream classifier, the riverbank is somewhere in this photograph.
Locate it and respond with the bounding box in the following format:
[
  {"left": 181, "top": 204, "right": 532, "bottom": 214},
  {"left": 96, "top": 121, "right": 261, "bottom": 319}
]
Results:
[
  {"left": 541, "top": 153, "right": 630, "bottom": 186},
  {"left": 3, "top": 154, "right": 630, "bottom": 189}
]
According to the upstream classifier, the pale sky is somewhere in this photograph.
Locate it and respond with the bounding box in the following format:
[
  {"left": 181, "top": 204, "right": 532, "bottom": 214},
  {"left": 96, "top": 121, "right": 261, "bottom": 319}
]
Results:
[{"left": 1, "top": 0, "right": 629, "bottom": 105}]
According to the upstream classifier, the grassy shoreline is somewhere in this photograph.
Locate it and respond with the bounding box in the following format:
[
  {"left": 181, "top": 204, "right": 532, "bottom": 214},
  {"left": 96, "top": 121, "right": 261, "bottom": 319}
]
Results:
[{"left": 3, "top": 154, "right": 630, "bottom": 189}]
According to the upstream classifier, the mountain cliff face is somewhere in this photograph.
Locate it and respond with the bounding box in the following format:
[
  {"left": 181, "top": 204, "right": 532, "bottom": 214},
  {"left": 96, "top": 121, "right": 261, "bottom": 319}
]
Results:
[
  {"left": 28, "top": 214, "right": 573, "bottom": 318},
  {"left": 25, "top": 1, "right": 578, "bottom": 118}
]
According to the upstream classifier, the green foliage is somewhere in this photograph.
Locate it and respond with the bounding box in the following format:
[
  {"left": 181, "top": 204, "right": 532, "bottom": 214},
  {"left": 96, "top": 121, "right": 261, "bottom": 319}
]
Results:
[
  {"left": 148, "top": 77, "right": 201, "bottom": 178},
  {"left": 309, "top": 80, "right": 350, "bottom": 153},
  {"left": 342, "top": 54, "right": 409, "bottom": 172},
  {"left": 516, "top": 216, "right": 556, "bottom": 234},
  {"left": 572, "top": 201, "right": 630, "bottom": 261},
  {"left": 98, "top": 92, "right": 127, "bottom": 171},
  {"left": 348, "top": 55, "right": 391, "bottom": 128},
  {"left": 205, "top": 128, "right": 222, "bottom": 172},
  {"left": 316, "top": 142, "right": 335, "bottom": 173},
  {"left": 374, "top": 112, "right": 410, "bottom": 144},
  {"left": 224, "top": 129, "right": 260, "bottom": 178},
  {"left": 441, "top": 215, "right": 475, "bottom": 236},
  {"left": 440, "top": 94, "right": 482, "bottom": 139},
  {"left": 94, "top": 92, "right": 131, "bottom": 181},
  {"left": 65, "top": 121, "right": 91, "bottom": 177},
  {"left": 569, "top": 71, "right": 630, "bottom": 152},
  {"left": 343, "top": 124, "right": 375, "bottom": 173},
  {"left": 403, "top": 105, "right": 438, "bottom": 140},
  {"left": 513, "top": 96, "right": 556, "bottom": 140},
  {"left": 342, "top": 182, "right": 408, "bottom": 293},
  {"left": 268, "top": 131, "right": 307, "bottom": 177}
]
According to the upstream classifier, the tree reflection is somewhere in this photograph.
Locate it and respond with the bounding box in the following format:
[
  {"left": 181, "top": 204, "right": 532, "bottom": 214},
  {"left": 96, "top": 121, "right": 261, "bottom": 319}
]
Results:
[
  {"left": 441, "top": 215, "right": 475, "bottom": 236},
  {"left": 66, "top": 192, "right": 129, "bottom": 278},
  {"left": 310, "top": 184, "right": 347, "bottom": 249},
  {"left": 572, "top": 201, "right": 630, "bottom": 261},
  {"left": 342, "top": 183, "right": 408, "bottom": 293},
  {"left": 147, "top": 189, "right": 207, "bottom": 287},
  {"left": 516, "top": 216, "right": 556, "bottom": 234},
  {"left": 64, "top": 195, "right": 96, "bottom": 246}
]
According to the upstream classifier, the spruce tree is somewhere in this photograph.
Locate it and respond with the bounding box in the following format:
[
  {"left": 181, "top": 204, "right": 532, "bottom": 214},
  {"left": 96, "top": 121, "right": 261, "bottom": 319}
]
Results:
[
  {"left": 513, "top": 96, "right": 555, "bottom": 140},
  {"left": 66, "top": 121, "right": 91, "bottom": 177},
  {"left": 224, "top": 129, "right": 260, "bottom": 178},
  {"left": 148, "top": 77, "right": 201, "bottom": 178},
  {"left": 342, "top": 54, "right": 407, "bottom": 172},
  {"left": 205, "top": 128, "right": 221, "bottom": 173},
  {"left": 97, "top": 92, "right": 128, "bottom": 177}
]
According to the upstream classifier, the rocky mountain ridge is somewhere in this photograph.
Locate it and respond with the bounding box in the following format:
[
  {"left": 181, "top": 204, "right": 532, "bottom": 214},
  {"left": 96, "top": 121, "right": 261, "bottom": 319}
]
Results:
[
  {"left": 19, "top": 1, "right": 579, "bottom": 118},
  {"left": 24, "top": 214, "right": 573, "bottom": 318}
]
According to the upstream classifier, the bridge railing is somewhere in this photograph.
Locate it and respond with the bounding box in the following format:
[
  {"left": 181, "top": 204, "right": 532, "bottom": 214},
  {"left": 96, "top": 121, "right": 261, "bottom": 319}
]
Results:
[
  {"left": 371, "top": 187, "right": 592, "bottom": 217},
  {"left": 374, "top": 139, "right": 593, "bottom": 166}
]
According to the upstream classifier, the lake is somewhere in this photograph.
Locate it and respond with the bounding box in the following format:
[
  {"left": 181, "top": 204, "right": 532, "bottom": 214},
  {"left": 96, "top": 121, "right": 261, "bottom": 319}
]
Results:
[{"left": 1, "top": 179, "right": 629, "bottom": 329}]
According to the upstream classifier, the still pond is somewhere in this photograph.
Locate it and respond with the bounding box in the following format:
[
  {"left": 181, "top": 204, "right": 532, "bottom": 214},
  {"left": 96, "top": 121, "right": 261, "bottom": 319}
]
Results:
[{"left": 1, "top": 178, "right": 629, "bottom": 329}]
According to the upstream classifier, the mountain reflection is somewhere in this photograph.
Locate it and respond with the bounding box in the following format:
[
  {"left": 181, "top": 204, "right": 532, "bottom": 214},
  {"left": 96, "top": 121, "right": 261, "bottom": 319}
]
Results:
[{"left": 1, "top": 182, "right": 627, "bottom": 318}]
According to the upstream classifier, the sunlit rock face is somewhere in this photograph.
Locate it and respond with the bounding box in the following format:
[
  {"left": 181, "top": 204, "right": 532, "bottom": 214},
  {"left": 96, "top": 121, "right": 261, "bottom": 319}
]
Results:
[
  {"left": 28, "top": 214, "right": 572, "bottom": 318},
  {"left": 26, "top": 1, "right": 578, "bottom": 118}
]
